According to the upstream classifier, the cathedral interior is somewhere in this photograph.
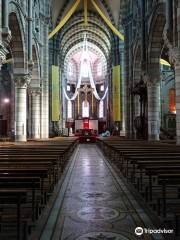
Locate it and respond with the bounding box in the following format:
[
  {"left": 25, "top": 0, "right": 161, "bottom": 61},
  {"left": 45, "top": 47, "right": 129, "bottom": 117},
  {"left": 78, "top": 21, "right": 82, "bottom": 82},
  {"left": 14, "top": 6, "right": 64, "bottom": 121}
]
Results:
[{"left": 0, "top": 0, "right": 180, "bottom": 239}]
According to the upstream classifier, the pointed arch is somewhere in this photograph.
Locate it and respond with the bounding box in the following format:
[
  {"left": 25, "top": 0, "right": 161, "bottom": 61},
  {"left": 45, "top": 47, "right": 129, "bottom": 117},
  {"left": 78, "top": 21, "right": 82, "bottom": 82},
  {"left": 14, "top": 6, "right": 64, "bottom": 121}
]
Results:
[
  {"left": 9, "top": 12, "right": 26, "bottom": 73},
  {"left": 148, "top": 3, "right": 166, "bottom": 78}
]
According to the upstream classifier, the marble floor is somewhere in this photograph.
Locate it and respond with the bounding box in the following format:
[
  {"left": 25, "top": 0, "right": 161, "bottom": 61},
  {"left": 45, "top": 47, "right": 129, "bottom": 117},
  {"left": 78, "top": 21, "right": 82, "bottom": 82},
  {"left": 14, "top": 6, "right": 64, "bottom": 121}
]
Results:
[{"left": 40, "top": 144, "right": 166, "bottom": 240}]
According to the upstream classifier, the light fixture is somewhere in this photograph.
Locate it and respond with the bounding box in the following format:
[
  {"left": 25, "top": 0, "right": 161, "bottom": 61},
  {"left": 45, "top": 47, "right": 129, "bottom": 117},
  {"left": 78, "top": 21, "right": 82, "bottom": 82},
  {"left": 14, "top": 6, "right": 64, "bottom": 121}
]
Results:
[{"left": 3, "top": 98, "right": 10, "bottom": 103}]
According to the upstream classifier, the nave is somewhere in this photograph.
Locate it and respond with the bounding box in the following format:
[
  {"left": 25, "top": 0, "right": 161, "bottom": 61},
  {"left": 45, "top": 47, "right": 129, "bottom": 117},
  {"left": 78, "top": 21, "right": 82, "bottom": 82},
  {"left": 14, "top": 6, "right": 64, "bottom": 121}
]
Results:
[
  {"left": 1, "top": 0, "right": 180, "bottom": 239},
  {"left": 1, "top": 138, "right": 179, "bottom": 240},
  {"left": 40, "top": 144, "right": 157, "bottom": 240}
]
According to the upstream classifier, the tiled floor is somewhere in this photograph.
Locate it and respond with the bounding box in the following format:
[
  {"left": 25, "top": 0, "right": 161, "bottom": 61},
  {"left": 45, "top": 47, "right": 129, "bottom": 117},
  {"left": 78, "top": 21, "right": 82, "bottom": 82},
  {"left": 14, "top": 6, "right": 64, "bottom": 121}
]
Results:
[{"left": 41, "top": 144, "right": 166, "bottom": 240}]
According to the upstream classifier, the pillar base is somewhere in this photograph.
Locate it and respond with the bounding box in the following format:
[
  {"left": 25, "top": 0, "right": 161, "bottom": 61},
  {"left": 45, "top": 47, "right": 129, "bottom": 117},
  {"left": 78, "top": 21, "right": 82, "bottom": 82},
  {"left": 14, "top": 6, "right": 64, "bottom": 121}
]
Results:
[
  {"left": 40, "top": 134, "right": 49, "bottom": 139},
  {"left": 176, "top": 137, "right": 180, "bottom": 145},
  {"left": 120, "top": 130, "right": 126, "bottom": 137},
  {"left": 148, "top": 135, "right": 159, "bottom": 141},
  {"left": 31, "top": 135, "right": 40, "bottom": 140},
  {"left": 15, "top": 135, "right": 27, "bottom": 142}
]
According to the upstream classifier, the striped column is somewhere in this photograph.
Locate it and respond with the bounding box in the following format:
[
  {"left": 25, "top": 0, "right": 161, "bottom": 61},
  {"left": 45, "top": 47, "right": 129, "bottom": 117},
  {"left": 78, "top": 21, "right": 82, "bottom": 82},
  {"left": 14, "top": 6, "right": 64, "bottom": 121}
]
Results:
[
  {"left": 2, "top": 0, "right": 8, "bottom": 29},
  {"left": 28, "top": 0, "right": 33, "bottom": 62},
  {"left": 31, "top": 88, "right": 41, "bottom": 139},
  {"left": 14, "top": 73, "right": 31, "bottom": 142},
  {"left": 0, "top": 0, "right": 7, "bottom": 71},
  {"left": 147, "top": 80, "right": 160, "bottom": 141},
  {"left": 175, "top": 1, "right": 180, "bottom": 144},
  {"left": 62, "top": 73, "right": 67, "bottom": 129},
  {"left": 175, "top": 60, "right": 180, "bottom": 144},
  {"left": 1, "top": 0, "right": 11, "bottom": 52},
  {"left": 40, "top": 22, "right": 49, "bottom": 139},
  {"left": 120, "top": 45, "right": 126, "bottom": 136},
  {"left": 0, "top": 0, "right": 2, "bottom": 28},
  {"left": 134, "top": 95, "right": 140, "bottom": 116},
  {"left": 0, "top": 46, "right": 6, "bottom": 69}
]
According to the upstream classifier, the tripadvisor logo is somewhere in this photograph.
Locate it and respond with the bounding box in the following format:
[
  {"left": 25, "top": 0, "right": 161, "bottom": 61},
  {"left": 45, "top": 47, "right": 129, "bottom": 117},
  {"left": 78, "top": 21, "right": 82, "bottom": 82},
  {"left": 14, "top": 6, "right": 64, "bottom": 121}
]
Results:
[
  {"left": 135, "top": 227, "right": 143, "bottom": 236},
  {"left": 135, "top": 227, "right": 174, "bottom": 236}
]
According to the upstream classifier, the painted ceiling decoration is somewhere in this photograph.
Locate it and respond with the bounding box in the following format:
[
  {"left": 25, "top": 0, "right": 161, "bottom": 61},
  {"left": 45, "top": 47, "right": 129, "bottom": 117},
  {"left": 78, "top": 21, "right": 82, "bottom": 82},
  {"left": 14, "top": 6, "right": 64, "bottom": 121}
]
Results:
[
  {"left": 49, "top": 0, "right": 81, "bottom": 39},
  {"left": 49, "top": 0, "right": 124, "bottom": 41}
]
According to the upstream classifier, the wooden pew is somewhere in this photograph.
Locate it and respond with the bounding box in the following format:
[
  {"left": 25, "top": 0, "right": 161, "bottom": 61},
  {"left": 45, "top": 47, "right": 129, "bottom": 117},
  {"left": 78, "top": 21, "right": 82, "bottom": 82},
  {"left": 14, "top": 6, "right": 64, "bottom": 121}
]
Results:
[
  {"left": 0, "top": 137, "right": 78, "bottom": 239},
  {"left": 97, "top": 137, "right": 180, "bottom": 235}
]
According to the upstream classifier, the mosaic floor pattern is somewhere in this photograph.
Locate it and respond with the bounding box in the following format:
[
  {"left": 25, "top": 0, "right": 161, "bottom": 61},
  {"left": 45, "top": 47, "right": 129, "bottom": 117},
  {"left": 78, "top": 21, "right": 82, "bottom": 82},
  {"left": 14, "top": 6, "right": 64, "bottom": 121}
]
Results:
[
  {"left": 41, "top": 144, "right": 165, "bottom": 240},
  {"left": 75, "top": 231, "right": 136, "bottom": 240}
]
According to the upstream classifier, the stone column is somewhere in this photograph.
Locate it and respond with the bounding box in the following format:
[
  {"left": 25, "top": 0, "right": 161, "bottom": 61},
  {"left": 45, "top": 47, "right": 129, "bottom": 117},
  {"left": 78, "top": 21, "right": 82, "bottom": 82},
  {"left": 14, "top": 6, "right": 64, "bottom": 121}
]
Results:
[
  {"left": 62, "top": 73, "right": 67, "bottom": 129},
  {"left": 0, "top": 46, "right": 7, "bottom": 69},
  {"left": 147, "top": 79, "right": 161, "bottom": 141},
  {"left": 1, "top": 0, "right": 11, "bottom": 61},
  {"left": 0, "top": 0, "right": 2, "bottom": 28},
  {"left": 175, "top": 2, "right": 180, "bottom": 144},
  {"left": 40, "top": 21, "right": 49, "bottom": 139},
  {"left": 166, "top": 0, "right": 180, "bottom": 144},
  {"left": 134, "top": 95, "right": 140, "bottom": 116},
  {"left": 14, "top": 73, "right": 31, "bottom": 142},
  {"left": 31, "top": 88, "right": 41, "bottom": 139},
  {"left": 173, "top": 55, "right": 180, "bottom": 144},
  {"left": 165, "top": 0, "right": 173, "bottom": 31},
  {"left": 0, "top": 0, "right": 7, "bottom": 70},
  {"left": 28, "top": 0, "right": 33, "bottom": 62},
  {"left": 2, "top": 0, "right": 8, "bottom": 30},
  {"left": 120, "top": 43, "right": 126, "bottom": 136}
]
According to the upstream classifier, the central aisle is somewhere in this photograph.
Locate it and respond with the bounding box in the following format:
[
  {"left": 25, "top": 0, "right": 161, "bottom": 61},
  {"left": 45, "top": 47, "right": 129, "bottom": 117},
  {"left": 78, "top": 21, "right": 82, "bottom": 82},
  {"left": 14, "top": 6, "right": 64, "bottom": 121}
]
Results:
[{"left": 41, "top": 144, "right": 164, "bottom": 240}]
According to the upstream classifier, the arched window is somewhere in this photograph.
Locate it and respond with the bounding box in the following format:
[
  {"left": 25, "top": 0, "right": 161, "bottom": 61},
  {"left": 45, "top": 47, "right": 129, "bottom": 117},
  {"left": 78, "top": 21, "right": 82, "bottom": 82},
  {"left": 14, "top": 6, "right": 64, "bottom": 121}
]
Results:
[
  {"left": 82, "top": 60, "right": 89, "bottom": 78},
  {"left": 67, "top": 100, "right": 72, "bottom": 119},
  {"left": 68, "top": 63, "right": 74, "bottom": 76},
  {"left": 99, "top": 100, "right": 104, "bottom": 118},
  {"left": 169, "top": 88, "right": 176, "bottom": 113},
  {"left": 100, "top": 85, "right": 104, "bottom": 92},
  {"left": 97, "top": 62, "right": 102, "bottom": 77},
  {"left": 82, "top": 101, "right": 89, "bottom": 118}
]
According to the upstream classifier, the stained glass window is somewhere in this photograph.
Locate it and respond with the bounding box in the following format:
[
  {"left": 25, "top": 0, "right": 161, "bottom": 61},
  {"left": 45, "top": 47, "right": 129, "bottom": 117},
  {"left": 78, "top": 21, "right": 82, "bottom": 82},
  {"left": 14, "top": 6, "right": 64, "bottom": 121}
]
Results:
[
  {"left": 99, "top": 100, "right": 104, "bottom": 118},
  {"left": 82, "top": 60, "right": 89, "bottom": 78},
  {"left": 68, "top": 63, "right": 74, "bottom": 76},
  {"left": 97, "top": 62, "right": 102, "bottom": 76},
  {"left": 67, "top": 100, "right": 72, "bottom": 118},
  {"left": 169, "top": 88, "right": 176, "bottom": 113},
  {"left": 82, "top": 101, "right": 89, "bottom": 117}
]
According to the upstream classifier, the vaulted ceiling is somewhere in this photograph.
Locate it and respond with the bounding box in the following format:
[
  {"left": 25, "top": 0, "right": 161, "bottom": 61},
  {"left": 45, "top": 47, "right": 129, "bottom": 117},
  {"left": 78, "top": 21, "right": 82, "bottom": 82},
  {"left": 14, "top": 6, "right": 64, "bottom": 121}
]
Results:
[
  {"left": 50, "top": 0, "right": 127, "bottom": 71},
  {"left": 51, "top": 0, "right": 123, "bottom": 26}
]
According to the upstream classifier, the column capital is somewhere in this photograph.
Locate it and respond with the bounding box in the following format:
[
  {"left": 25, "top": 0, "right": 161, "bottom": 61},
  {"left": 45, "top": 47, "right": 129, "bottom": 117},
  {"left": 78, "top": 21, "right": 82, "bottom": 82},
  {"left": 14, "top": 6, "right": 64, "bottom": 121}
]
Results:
[
  {"left": 31, "top": 87, "right": 41, "bottom": 96},
  {"left": 141, "top": 72, "right": 159, "bottom": 87},
  {"left": 14, "top": 73, "right": 32, "bottom": 88},
  {"left": 147, "top": 77, "right": 160, "bottom": 88}
]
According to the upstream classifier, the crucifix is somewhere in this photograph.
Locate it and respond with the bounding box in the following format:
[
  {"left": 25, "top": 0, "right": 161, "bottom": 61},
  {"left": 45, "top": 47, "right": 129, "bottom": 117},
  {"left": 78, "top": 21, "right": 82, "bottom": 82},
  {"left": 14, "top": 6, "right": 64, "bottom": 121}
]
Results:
[{"left": 77, "top": 84, "right": 94, "bottom": 114}]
